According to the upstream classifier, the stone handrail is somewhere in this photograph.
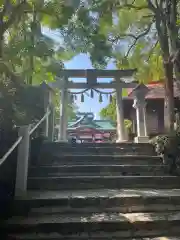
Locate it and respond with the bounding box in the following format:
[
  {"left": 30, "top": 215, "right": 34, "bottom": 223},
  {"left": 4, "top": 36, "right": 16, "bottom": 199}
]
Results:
[
  {"left": 29, "top": 110, "right": 50, "bottom": 135},
  {"left": 0, "top": 136, "right": 23, "bottom": 167},
  {"left": 0, "top": 109, "right": 52, "bottom": 198}
]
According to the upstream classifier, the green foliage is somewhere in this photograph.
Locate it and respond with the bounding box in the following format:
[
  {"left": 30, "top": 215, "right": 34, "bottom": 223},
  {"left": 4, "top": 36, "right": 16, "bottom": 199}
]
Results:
[
  {"left": 50, "top": 0, "right": 155, "bottom": 69},
  {"left": 0, "top": 0, "right": 81, "bottom": 80},
  {"left": 116, "top": 43, "right": 164, "bottom": 83},
  {"left": 0, "top": 67, "right": 45, "bottom": 130},
  {"left": 100, "top": 96, "right": 116, "bottom": 121},
  {"left": 48, "top": 0, "right": 165, "bottom": 80},
  {"left": 150, "top": 131, "right": 180, "bottom": 174},
  {"left": 150, "top": 134, "right": 175, "bottom": 156},
  {"left": 0, "top": 0, "right": 80, "bottom": 130},
  {"left": 4, "top": 14, "right": 64, "bottom": 84},
  {"left": 96, "top": 1, "right": 164, "bottom": 121},
  {"left": 124, "top": 119, "right": 132, "bottom": 129},
  {"left": 40, "top": 2, "right": 75, "bottom": 29},
  {"left": 100, "top": 96, "right": 132, "bottom": 129}
]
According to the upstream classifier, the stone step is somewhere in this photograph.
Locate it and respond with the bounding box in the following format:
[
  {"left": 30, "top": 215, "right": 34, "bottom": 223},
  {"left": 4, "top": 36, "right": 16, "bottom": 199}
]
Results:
[
  {"left": 42, "top": 142, "right": 154, "bottom": 148},
  {"left": 15, "top": 202, "right": 180, "bottom": 216},
  {"left": 6, "top": 233, "right": 180, "bottom": 240},
  {"left": 40, "top": 151, "right": 155, "bottom": 156},
  {"left": 27, "top": 176, "right": 180, "bottom": 190},
  {"left": 29, "top": 165, "right": 166, "bottom": 177},
  {"left": 38, "top": 155, "right": 162, "bottom": 166},
  {"left": 6, "top": 234, "right": 180, "bottom": 240},
  {"left": 28, "top": 204, "right": 180, "bottom": 215},
  {"left": 40, "top": 147, "right": 155, "bottom": 155},
  {"left": 13, "top": 189, "right": 180, "bottom": 215},
  {"left": 3, "top": 211, "right": 180, "bottom": 237},
  {"left": 39, "top": 143, "right": 155, "bottom": 157}
]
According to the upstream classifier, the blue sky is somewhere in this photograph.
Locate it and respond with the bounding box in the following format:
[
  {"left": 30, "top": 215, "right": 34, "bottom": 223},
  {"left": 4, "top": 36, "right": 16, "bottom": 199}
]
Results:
[
  {"left": 64, "top": 54, "right": 115, "bottom": 119},
  {"left": 43, "top": 28, "right": 116, "bottom": 119}
]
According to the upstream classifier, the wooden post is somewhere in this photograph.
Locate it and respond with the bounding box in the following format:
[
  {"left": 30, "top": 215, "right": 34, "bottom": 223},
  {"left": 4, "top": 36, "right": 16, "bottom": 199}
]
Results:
[
  {"left": 15, "top": 125, "right": 30, "bottom": 198},
  {"left": 41, "top": 82, "right": 51, "bottom": 137},
  {"left": 48, "top": 104, "right": 55, "bottom": 141},
  {"left": 45, "top": 106, "right": 49, "bottom": 137}
]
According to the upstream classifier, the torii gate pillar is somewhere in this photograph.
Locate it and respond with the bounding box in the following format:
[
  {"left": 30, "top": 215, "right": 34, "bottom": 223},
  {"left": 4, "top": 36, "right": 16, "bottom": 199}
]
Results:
[
  {"left": 58, "top": 78, "right": 68, "bottom": 142},
  {"left": 115, "top": 80, "right": 128, "bottom": 142}
]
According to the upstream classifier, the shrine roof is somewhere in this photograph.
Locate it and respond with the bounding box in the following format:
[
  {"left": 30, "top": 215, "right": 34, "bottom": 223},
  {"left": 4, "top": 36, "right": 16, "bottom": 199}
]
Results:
[
  {"left": 68, "top": 113, "right": 116, "bottom": 131},
  {"left": 125, "top": 82, "right": 180, "bottom": 99},
  {"left": 95, "top": 120, "right": 116, "bottom": 130}
]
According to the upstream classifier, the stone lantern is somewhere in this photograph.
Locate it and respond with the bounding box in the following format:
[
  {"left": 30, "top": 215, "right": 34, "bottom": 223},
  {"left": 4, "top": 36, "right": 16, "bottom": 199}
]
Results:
[{"left": 129, "top": 83, "right": 149, "bottom": 143}]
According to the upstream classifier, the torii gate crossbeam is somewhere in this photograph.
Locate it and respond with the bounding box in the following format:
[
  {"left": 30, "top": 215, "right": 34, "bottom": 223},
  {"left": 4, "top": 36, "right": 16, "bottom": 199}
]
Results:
[{"left": 50, "top": 69, "right": 137, "bottom": 142}]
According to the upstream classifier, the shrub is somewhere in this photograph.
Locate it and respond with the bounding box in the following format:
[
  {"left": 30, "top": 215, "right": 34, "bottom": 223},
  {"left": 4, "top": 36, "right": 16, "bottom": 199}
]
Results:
[
  {"left": 150, "top": 131, "right": 180, "bottom": 174},
  {"left": 124, "top": 119, "right": 132, "bottom": 129}
]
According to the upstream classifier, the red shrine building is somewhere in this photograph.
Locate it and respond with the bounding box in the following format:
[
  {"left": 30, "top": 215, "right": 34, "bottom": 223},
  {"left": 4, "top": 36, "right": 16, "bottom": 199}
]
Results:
[{"left": 67, "top": 112, "right": 116, "bottom": 142}]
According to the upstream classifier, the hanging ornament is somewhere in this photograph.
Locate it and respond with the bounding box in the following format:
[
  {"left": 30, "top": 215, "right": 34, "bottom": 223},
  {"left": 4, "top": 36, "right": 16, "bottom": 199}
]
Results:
[
  {"left": 70, "top": 94, "right": 74, "bottom": 103},
  {"left": 74, "top": 94, "right": 77, "bottom": 100},
  {"left": 99, "top": 93, "right": 103, "bottom": 103},
  {"left": 90, "top": 89, "right": 94, "bottom": 98},
  {"left": 109, "top": 94, "right": 113, "bottom": 102},
  {"left": 81, "top": 93, "right": 84, "bottom": 102}
]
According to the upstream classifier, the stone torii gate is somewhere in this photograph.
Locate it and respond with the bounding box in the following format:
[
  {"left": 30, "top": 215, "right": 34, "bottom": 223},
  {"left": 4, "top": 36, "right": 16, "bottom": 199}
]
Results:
[{"left": 49, "top": 69, "right": 149, "bottom": 143}]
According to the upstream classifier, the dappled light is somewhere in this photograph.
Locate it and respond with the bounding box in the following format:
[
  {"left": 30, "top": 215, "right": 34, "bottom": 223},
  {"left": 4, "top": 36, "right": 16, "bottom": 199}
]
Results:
[
  {"left": 1, "top": 0, "right": 180, "bottom": 239},
  {"left": 26, "top": 188, "right": 180, "bottom": 200}
]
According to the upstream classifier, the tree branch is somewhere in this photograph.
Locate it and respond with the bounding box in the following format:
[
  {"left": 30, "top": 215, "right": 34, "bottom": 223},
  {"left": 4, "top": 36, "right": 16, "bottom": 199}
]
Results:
[
  {"left": 108, "top": 11, "right": 154, "bottom": 44},
  {"left": 1, "top": 0, "right": 29, "bottom": 34},
  {"left": 146, "top": 0, "right": 158, "bottom": 13},
  {"left": 116, "top": 0, "right": 149, "bottom": 10},
  {"left": 142, "top": 14, "right": 155, "bottom": 19},
  {"left": 109, "top": 32, "right": 143, "bottom": 44},
  {"left": 125, "top": 22, "right": 154, "bottom": 57},
  {"left": 122, "top": 3, "right": 149, "bottom": 10},
  {"left": 146, "top": 40, "right": 159, "bottom": 61},
  {"left": 147, "top": 0, "right": 166, "bottom": 22},
  {"left": 0, "top": 0, "right": 11, "bottom": 21}
]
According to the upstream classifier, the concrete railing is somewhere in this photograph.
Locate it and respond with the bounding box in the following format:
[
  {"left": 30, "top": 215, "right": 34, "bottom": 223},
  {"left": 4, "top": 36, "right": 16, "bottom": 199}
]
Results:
[{"left": 0, "top": 109, "right": 52, "bottom": 198}]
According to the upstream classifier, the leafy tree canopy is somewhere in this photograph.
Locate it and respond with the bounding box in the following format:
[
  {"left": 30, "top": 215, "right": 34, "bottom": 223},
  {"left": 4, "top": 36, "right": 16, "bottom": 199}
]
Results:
[{"left": 0, "top": 0, "right": 80, "bottom": 129}]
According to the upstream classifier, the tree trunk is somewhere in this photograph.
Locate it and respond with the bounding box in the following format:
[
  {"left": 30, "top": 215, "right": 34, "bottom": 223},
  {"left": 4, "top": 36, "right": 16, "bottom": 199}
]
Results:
[
  {"left": 0, "top": 33, "right": 4, "bottom": 59},
  {"left": 28, "top": 9, "right": 37, "bottom": 85},
  {"left": 163, "top": 61, "right": 175, "bottom": 131},
  {"left": 155, "top": 15, "right": 175, "bottom": 132},
  {"left": 165, "top": 0, "right": 180, "bottom": 89}
]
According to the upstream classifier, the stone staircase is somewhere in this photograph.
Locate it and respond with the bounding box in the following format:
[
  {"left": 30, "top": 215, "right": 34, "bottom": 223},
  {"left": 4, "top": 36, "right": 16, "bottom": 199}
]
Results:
[{"left": 2, "top": 142, "right": 180, "bottom": 239}]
